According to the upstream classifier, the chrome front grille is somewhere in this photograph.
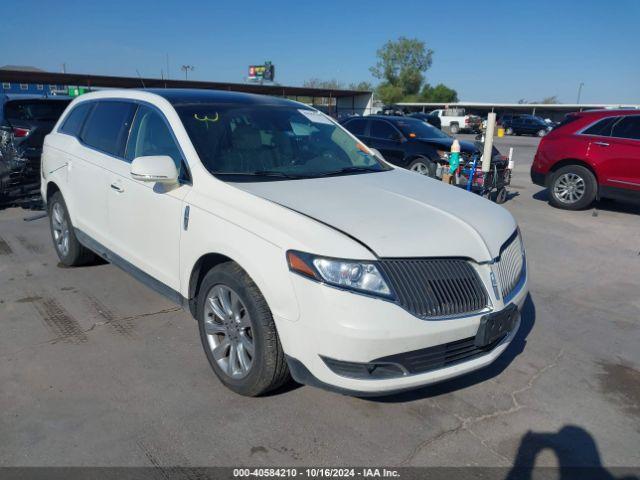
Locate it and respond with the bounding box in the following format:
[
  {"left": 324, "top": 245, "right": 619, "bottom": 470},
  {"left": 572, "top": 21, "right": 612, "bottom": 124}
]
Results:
[
  {"left": 379, "top": 258, "right": 489, "bottom": 319},
  {"left": 494, "top": 232, "right": 525, "bottom": 300}
]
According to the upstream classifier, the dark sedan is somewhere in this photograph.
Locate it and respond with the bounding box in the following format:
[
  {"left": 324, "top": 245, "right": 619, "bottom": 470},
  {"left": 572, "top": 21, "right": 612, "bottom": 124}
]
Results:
[
  {"left": 341, "top": 115, "right": 502, "bottom": 176},
  {"left": 498, "top": 114, "right": 551, "bottom": 137}
]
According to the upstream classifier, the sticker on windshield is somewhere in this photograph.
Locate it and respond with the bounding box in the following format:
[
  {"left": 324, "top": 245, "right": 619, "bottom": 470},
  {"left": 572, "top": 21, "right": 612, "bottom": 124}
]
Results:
[{"left": 298, "top": 109, "right": 334, "bottom": 125}]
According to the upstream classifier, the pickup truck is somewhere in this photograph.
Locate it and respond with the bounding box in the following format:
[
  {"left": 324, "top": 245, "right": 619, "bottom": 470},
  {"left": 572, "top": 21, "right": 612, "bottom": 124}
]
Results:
[{"left": 428, "top": 108, "right": 482, "bottom": 134}]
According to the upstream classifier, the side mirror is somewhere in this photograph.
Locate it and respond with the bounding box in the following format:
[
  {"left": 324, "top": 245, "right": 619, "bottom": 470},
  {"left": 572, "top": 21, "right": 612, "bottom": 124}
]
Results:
[{"left": 130, "top": 155, "right": 179, "bottom": 184}]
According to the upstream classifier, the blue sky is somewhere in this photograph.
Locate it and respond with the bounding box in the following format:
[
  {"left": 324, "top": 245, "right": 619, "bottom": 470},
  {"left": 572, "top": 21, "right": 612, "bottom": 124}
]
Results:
[{"left": 3, "top": 0, "right": 639, "bottom": 103}]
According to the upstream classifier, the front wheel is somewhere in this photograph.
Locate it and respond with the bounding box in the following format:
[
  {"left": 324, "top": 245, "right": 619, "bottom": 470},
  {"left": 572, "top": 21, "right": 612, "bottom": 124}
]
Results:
[
  {"left": 408, "top": 157, "right": 437, "bottom": 177},
  {"left": 505, "top": 127, "right": 514, "bottom": 135},
  {"left": 537, "top": 129, "right": 547, "bottom": 137},
  {"left": 548, "top": 165, "right": 597, "bottom": 210},
  {"left": 449, "top": 123, "right": 460, "bottom": 134},
  {"left": 196, "top": 262, "right": 290, "bottom": 396}
]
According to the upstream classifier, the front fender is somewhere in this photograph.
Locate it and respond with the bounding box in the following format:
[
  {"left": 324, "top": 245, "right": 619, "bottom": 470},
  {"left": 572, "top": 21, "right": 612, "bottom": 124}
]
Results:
[{"left": 179, "top": 203, "right": 300, "bottom": 323}]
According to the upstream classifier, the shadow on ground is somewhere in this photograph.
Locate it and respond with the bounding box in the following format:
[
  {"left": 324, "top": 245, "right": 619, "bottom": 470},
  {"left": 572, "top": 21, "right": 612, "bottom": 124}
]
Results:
[
  {"left": 506, "top": 425, "right": 639, "bottom": 480},
  {"left": 533, "top": 188, "right": 640, "bottom": 216}
]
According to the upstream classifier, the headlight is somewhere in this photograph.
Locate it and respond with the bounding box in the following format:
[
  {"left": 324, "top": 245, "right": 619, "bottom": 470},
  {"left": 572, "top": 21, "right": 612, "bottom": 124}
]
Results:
[{"left": 287, "top": 251, "right": 393, "bottom": 298}]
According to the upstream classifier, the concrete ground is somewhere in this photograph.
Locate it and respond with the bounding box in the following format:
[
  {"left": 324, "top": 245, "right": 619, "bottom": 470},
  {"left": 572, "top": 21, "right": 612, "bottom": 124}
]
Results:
[{"left": 0, "top": 135, "right": 639, "bottom": 471}]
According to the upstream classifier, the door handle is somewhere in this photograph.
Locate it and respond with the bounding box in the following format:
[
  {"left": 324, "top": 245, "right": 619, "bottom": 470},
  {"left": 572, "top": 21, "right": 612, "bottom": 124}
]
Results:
[
  {"left": 593, "top": 141, "right": 610, "bottom": 147},
  {"left": 110, "top": 183, "right": 124, "bottom": 193}
]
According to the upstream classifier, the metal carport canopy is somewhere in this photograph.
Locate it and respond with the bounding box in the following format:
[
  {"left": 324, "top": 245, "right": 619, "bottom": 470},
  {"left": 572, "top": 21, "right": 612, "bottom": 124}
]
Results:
[{"left": 0, "top": 69, "right": 368, "bottom": 99}]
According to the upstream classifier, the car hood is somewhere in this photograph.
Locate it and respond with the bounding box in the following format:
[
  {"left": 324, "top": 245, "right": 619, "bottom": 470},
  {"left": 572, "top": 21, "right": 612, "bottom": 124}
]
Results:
[{"left": 231, "top": 168, "right": 515, "bottom": 261}]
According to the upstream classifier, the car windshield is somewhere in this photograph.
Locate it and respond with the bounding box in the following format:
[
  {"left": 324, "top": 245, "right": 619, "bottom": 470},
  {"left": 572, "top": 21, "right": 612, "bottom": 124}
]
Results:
[
  {"left": 176, "top": 104, "right": 390, "bottom": 180},
  {"left": 395, "top": 118, "right": 450, "bottom": 139}
]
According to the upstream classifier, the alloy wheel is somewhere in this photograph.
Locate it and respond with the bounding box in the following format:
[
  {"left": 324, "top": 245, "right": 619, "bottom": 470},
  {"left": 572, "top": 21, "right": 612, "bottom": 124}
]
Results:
[
  {"left": 553, "top": 173, "right": 586, "bottom": 204},
  {"left": 410, "top": 162, "right": 429, "bottom": 175},
  {"left": 203, "top": 284, "right": 254, "bottom": 379},
  {"left": 51, "top": 202, "right": 70, "bottom": 257}
]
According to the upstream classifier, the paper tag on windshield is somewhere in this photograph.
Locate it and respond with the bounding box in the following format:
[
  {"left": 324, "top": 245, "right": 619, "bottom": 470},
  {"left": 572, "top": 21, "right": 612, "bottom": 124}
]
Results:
[{"left": 298, "top": 109, "right": 334, "bottom": 125}]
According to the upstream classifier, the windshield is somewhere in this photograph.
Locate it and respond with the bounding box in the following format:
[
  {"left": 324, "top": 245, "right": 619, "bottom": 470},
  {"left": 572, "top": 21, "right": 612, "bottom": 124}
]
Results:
[
  {"left": 395, "top": 118, "right": 451, "bottom": 139},
  {"left": 176, "top": 104, "right": 389, "bottom": 180}
]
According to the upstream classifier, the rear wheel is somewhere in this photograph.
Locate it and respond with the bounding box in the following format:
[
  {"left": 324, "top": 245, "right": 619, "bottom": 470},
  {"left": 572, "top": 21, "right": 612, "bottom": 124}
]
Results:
[
  {"left": 408, "top": 157, "right": 437, "bottom": 178},
  {"left": 549, "top": 165, "right": 597, "bottom": 210},
  {"left": 48, "top": 191, "right": 95, "bottom": 266},
  {"left": 196, "top": 262, "right": 290, "bottom": 396}
]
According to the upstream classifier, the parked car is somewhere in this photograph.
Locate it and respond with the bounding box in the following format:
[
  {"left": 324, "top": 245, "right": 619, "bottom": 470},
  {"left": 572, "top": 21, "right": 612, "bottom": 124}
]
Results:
[
  {"left": 407, "top": 111, "right": 442, "bottom": 130},
  {"left": 531, "top": 109, "right": 640, "bottom": 210},
  {"left": 42, "top": 89, "right": 527, "bottom": 397},
  {"left": 428, "top": 108, "right": 482, "bottom": 134},
  {"left": 498, "top": 114, "right": 550, "bottom": 137},
  {"left": 341, "top": 115, "right": 505, "bottom": 176},
  {"left": 0, "top": 95, "right": 71, "bottom": 207}
]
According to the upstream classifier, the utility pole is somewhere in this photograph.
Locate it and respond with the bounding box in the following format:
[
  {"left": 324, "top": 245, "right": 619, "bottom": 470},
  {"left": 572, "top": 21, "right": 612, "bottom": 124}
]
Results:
[
  {"left": 181, "top": 65, "right": 194, "bottom": 80},
  {"left": 166, "top": 54, "right": 170, "bottom": 80},
  {"left": 576, "top": 82, "right": 584, "bottom": 104}
]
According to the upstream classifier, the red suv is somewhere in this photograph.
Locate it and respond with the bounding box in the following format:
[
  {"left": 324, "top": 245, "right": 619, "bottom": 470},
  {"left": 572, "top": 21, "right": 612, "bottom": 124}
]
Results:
[{"left": 531, "top": 110, "right": 640, "bottom": 210}]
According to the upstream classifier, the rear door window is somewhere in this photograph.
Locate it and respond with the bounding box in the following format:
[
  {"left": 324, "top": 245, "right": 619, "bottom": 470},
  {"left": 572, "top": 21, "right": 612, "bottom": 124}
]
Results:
[
  {"left": 80, "top": 101, "right": 136, "bottom": 157},
  {"left": 370, "top": 120, "right": 399, "bottom": 140},
  {"left": 611, "top": 116, "right": 640, "bottom": 141},
  {"left": 582, "top": 117, "right": 618, "bottom": 137},
  {"left": 343, "top": 118, "right": 367, "bottom": 136},
  {"left": 60, "top": 102, "right": 93, "bottom": 137}
]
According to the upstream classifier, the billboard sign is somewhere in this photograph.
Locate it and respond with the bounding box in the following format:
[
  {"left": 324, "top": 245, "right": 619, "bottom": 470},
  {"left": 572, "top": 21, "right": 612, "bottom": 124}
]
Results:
[{"left": 248, "top": 62, "right": 275, "bottom": 82}]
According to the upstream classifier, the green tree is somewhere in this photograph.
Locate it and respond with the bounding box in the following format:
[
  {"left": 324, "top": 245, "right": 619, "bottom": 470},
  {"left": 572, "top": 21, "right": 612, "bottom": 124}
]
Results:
[
  {"left": 540, "top": 95, "right": 559, "bottom": 104},
  {"left": 303, "top": 78, "right": 343, "bottom": 89},
  {"left": 348, "top": 81, "right": 373, "bottom": 92},
  {"left": 420, "top": 83, "right": 459, "bottom": 103},
  {"left": 370, "top": 37, "right": 433, "bottom": 98},
  {"left": 376, "top": 82, "right": 405, "bottom": 104}
]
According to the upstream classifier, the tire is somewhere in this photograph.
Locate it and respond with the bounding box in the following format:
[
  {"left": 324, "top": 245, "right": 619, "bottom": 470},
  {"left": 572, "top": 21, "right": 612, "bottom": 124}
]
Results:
[
  {"left": 48, "top": 191, "right": 95, "bottom": 266},
  {"left": 548, "top": 165, "right": 597, "bottom": 210},
  {"left": 196, "top": 262, "right": 290, "bottom": 396},
  {"left": 537, "top": 129, "right": 547, "bottom": 137},
  {"left": 505, "top": 127, "right": 514, "bottom": 135},
  {"left": 408, "top": 157, "right": 437, "bottom": 178},
  {"left": 495, "top": 187, "right": 508, "bottom": 204},
  {"left": 449, "top": 123, "right": 460, "bottom": 134}
]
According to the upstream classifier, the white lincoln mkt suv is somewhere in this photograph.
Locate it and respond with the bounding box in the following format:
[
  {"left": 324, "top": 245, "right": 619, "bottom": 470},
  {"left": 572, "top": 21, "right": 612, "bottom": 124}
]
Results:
[{"left": 41, "top": 89, "right": 528, "bottom": 397}]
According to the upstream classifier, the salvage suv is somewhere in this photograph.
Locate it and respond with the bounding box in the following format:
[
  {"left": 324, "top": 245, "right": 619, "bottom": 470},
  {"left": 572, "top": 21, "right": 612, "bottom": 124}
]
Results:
[{"left": 42, "top": 89, "right": 528, "bottom": 397}]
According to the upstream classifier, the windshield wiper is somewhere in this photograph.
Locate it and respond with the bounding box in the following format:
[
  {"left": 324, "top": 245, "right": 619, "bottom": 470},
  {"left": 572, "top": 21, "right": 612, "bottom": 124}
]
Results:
[
  {"left": 213, "top": 170, "right": 302, "bottom": 179},
  {"left": 311, "top": 166, "right": 384, "bottom": 177}
]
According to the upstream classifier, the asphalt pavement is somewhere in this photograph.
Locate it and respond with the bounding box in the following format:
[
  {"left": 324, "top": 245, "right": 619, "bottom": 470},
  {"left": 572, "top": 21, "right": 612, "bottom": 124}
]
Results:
[{"left": 0, "top": 134, "right": 638, "bottom": 471}]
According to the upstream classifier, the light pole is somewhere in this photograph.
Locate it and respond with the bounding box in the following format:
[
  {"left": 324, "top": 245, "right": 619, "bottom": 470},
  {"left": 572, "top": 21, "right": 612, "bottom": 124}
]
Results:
[
  {"left": 576, "top": 82, "right": 584, "bottom": 104},
  {"left": 181, "top": 65, "right": 194, "bottom": 80}
]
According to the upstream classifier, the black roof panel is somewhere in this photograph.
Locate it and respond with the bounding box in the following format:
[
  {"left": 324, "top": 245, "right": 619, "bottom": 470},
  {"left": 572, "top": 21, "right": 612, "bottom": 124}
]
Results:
[{"left": 144, "top": 88, "right": 308, "bottom": 108}]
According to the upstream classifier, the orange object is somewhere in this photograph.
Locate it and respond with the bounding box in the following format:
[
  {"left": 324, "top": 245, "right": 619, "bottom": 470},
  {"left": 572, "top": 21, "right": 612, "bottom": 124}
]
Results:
[{"left": 287, "top": 251, "right": 317, "bottom": 278}]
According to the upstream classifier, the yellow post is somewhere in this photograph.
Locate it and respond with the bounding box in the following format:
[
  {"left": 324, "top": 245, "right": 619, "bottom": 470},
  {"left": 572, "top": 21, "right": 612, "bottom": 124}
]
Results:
[{"left": 497, "top": 127, "right": 505, "bottom": 137}]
